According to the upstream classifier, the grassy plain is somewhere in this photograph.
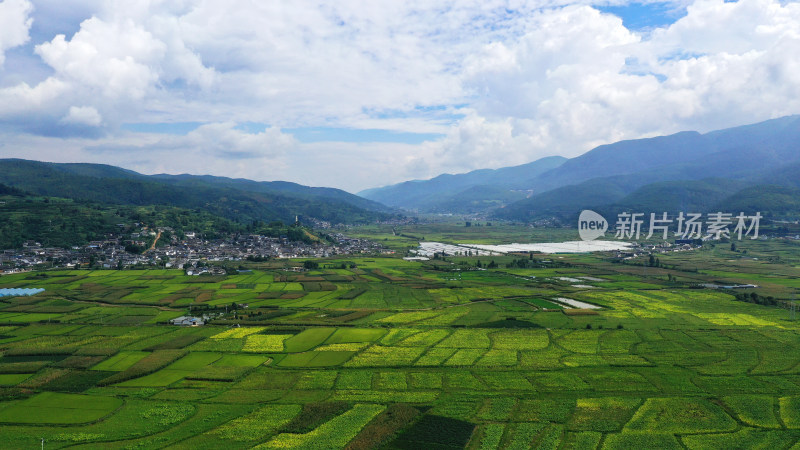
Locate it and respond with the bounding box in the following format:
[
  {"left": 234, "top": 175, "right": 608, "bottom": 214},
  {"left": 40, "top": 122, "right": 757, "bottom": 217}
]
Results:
[{"left": 0, "top": 225, "right": 800, "bottom": 447}]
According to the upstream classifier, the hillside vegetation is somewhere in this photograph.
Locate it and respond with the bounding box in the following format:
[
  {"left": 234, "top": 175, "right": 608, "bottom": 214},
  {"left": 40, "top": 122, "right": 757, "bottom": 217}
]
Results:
[
  {"left": 0, "top": 186, "right": 320, "bottom": 249},
  {"left": 0, "top": 159, "right": 395, "bottom": 226}
]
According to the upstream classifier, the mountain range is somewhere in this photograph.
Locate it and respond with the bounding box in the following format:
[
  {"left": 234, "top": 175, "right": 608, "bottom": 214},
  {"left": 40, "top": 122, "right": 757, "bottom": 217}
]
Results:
[
  {"left": 0, "top": 159, "right": 396, "bottom": 225},
  {"left": 359, "top": 115, "right": 800, "bottom": 221},
  {"left": 359, "top": 155, "right": 567, "bottom": 212},
  {"left": 4, "top": 114, "right": 800, "bottom": 231}
]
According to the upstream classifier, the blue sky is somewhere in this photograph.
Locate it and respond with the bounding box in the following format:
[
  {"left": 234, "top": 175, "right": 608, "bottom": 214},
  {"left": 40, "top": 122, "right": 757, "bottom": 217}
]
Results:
[
  {"left": 122, "top": 120, "right": 449, "bottom": 145},
  {"left": 597, "top": 2, "right": 687, "bottom": 31},
  {"left": 0, "top": 0, "right": 799, "bottom": 192},
  {"left": 121, "top": 122, "right": 444, "bottom": 144},
  {"left": 284, "top": 128, "right": 444, "bottom": 145}
]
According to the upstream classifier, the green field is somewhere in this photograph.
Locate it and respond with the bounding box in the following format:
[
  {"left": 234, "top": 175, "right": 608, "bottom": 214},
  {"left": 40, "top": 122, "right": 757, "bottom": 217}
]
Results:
[
  {"left": 90, "top": 351, "right": 149, "bottom": 371},
  {"left": 0, "top": 392, "right": 122, "bottom": 424},
  {"left": 1, "top": 229, "right": 800, "bottom": 447}
]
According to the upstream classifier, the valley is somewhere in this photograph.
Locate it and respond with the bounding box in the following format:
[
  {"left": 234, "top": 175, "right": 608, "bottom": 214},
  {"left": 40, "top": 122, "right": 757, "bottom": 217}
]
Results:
[{"left": 1, "top": 225, "right": 799, "bottom": 448}]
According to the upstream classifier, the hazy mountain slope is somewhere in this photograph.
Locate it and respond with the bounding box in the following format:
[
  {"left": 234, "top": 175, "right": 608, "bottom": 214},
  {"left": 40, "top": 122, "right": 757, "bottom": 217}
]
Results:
[
  {"left": 497, "top": 115, "right": 800, "bottom": 221},
  {"left": 530, "top": 131, "right": 715, "bottom": 192},
  {"left": 750, "top": 162, "right": 800, "bottom": 189},
  {"left": 494, "top": 177, "right": 631, "bottom": 222},
  {"left": 610, "top": 179, "right": 748, "bottom": 214},
  {"left": 364, "top": 115, "right": 800, "bottom": 215},
  {"left": 531, "top": 115, "right": 800, "bottom": 192},
  {"left": 422, "top": 184, "right": 530, "bottom": 213},
  {"left": 498, "top": 176, "right": 800, "bottom": 223},
  {"left": 358, "top": 155, "right": 566, "bottom": 209}
]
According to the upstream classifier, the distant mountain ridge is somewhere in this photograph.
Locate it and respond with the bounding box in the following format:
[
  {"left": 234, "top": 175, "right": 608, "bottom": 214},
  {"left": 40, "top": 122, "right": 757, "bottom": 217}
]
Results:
[
  {"left": 497, "top": 115, "right": 800, "bottom": 221},
  {"left": 0, "top": 159, "right": 395, "bottom": 224},
  {"left": 359, "top": 155, "right": 567, "bottom": 211},
  {"left": 147, "top": 173, "right": 390, "bottom": 213},
  {"left": 359, "top": 115, "right": 800, "bottom": 220}
]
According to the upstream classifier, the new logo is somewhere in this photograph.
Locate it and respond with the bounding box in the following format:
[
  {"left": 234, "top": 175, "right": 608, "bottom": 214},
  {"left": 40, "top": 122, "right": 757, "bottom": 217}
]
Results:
[{"left": 578, "top": 210, "right": 607, "bottom": 241}]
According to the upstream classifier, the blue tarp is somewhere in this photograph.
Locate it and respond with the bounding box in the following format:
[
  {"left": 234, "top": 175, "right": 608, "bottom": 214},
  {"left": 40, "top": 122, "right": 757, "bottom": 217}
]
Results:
[{"left": 0, "top": 288, "right": 45, "bottom": 297}]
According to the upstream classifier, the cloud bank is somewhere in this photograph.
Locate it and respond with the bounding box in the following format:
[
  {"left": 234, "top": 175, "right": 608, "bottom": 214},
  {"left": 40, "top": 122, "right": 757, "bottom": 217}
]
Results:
[{"left": 0, "top": 0, "right": 798, "bottom": 191}]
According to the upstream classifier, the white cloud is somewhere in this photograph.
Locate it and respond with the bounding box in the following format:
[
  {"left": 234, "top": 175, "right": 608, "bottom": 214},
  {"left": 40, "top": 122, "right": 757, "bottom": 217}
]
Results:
[
  {"left": 648, "top": 0, "right": 800, "bottom": 55},
  {"left": 168, "top": 122, "right": 294, "bottom": 161},
  {"left": 33, "top": 9, "right": 216, "bottom": 100},
  {"left": 424, "top": 113, "right": 536, "bottom": 175},
  {"left": 35, "top": 20, "right": 162, "bottom": 100},
  {"left": 0, "top": 122, "right": 297, "bottom": 187},
  {"left": 61, "top": 105, "right": 102, "bottom": 126},
  {"left": 0, "top": 77, "right": 68, "bottom": 117},
  {"left": 1, "top": 0, "right": 799, "bottom": 191},
  {"left": 0, "top": 0, "right": 33, "bottom": 66},
  {"left": 0, "top": 2, "right": 215, "bottom": 122},
  {"left": 84, "top": 122, "right": 296, "bottom": 179},
  {"left": 450, "top": 0, "right": 800, "bottom": 168}
]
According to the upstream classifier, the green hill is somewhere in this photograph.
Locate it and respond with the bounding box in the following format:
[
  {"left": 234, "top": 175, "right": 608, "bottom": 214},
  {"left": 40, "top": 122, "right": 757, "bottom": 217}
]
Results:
[
  {"left": 716, "top": 185, "right": 800, "bottom": 217},
  {"left": 0, "top": 183, "right": 332, "bottom": 249},
  {"left": 0, "top": 188, "right": 234, "bottom": 249},
  {"left": 149, "top": 173, "right": 391, "bottom": 213},
  {"left": 0, "top": 159, "right": 394, "bottom": 225}
]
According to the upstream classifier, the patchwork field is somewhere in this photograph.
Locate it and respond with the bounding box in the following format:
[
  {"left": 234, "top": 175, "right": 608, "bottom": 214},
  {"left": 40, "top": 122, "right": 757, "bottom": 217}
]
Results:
[{"left": 2, "top": 234, "right": 800, "bottom": 448}]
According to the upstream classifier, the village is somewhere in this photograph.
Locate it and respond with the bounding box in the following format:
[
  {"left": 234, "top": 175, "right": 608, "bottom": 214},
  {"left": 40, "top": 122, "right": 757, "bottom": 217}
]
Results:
[{"left": 0, "top": 228, "right": 390, "bottom": 275}]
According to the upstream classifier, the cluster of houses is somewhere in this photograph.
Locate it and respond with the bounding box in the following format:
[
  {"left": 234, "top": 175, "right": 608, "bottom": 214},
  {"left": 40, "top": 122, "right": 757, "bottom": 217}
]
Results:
[
  {"left": 614, "top": 241, "right": 700, "bottom": 260},
  {"left": 0, "top": 228, "right": 389, "bottom": 274},
  {"left": 0, "top": 239, "right": 144, "bottom": 274}
]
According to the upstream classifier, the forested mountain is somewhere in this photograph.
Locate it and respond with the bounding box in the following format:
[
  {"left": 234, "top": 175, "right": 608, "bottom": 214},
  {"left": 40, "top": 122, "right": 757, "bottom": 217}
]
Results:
[
  {"left": 0, "top": 183, "right": 337, "bottom": 249},
  {"left": 0, "top": 159, "right": 395, "bottom": 225},
  {"left": 362, "top": 115, "right": 800, "bottom": 219},
  {"left": 497, "top": 115, "right": 800, "bottom": 222},
  {"left": 149, "top": 173, "right": 391, "bottom": 213},
  {"left": 0, "top": 186, "right": 228, "bottom": 249}
]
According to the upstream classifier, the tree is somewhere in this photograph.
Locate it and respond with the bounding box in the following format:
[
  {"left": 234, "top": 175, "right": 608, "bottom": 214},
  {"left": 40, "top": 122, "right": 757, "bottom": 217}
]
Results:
[
  {"left": 303, "top": 260, "right": 319, "bottom": 270},
  {"left": 648, "top": 254, "right": 655, "bottom": 267}
]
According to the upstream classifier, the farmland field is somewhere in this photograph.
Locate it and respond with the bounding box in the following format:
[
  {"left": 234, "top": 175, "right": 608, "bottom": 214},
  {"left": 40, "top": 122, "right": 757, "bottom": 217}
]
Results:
[{"left": 2, "top": 227, "right": 800, "bottom": 447}]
